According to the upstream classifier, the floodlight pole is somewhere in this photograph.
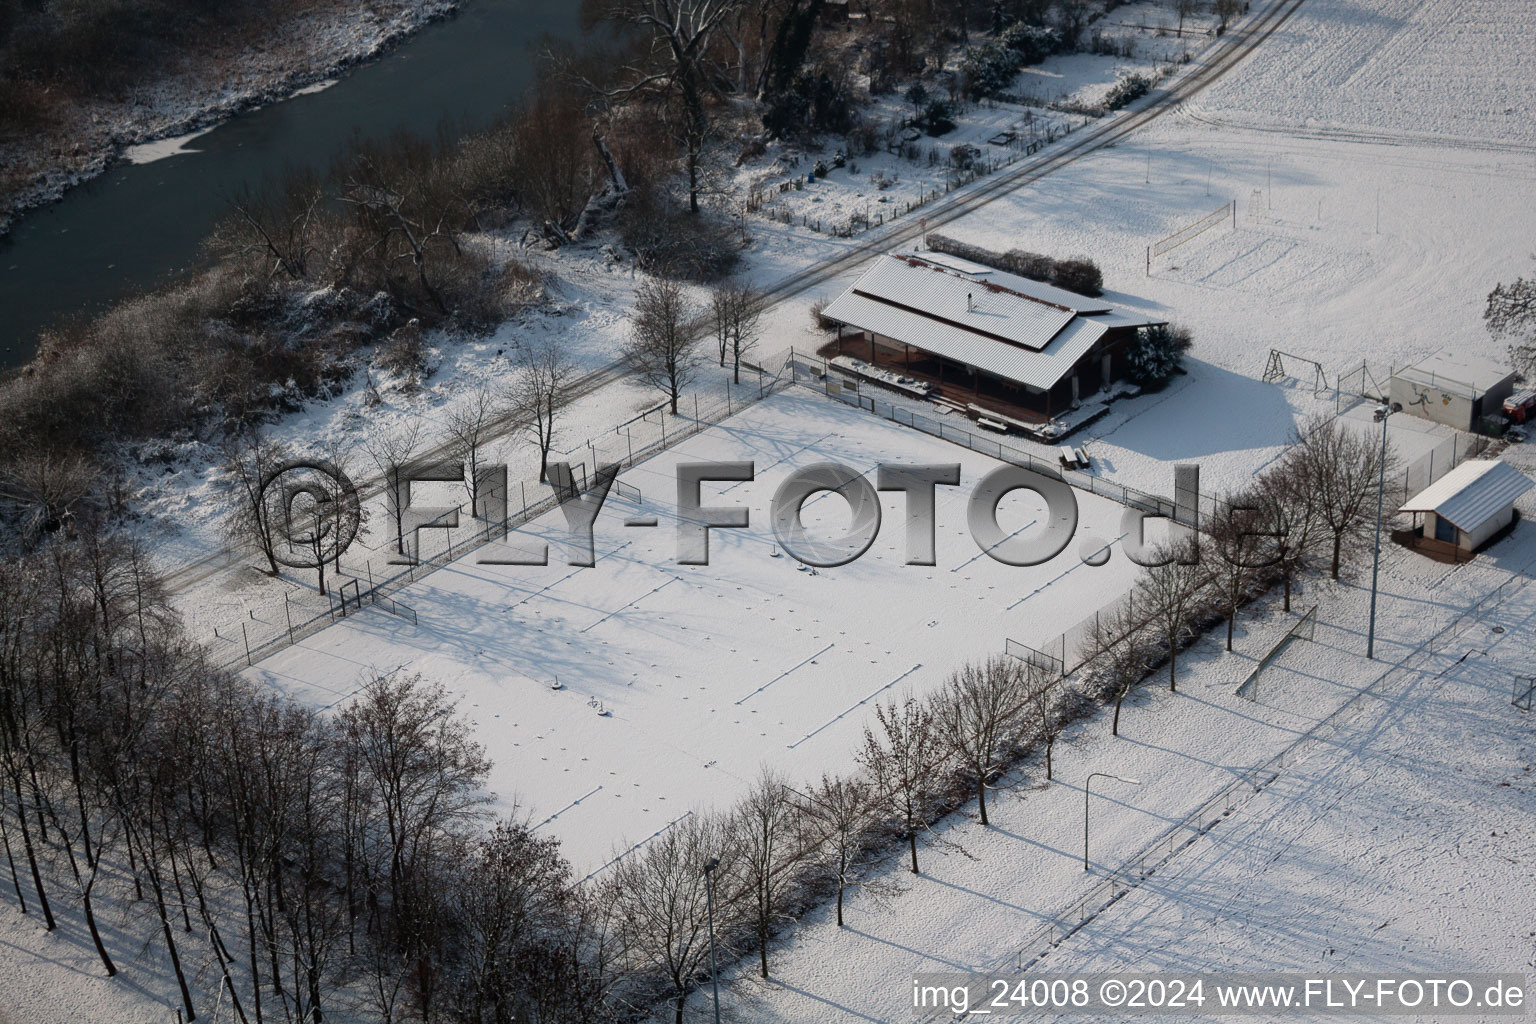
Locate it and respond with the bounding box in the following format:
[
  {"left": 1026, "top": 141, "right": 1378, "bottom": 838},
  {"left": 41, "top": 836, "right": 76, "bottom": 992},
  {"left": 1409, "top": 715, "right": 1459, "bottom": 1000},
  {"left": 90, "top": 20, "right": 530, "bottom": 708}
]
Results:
[
  {"left": 1367, "top": 403, "right": 1399, "bottom": 660},
  {"left": 703, "top": 858, "right": 722, "bottom": 1024},
  {"left": 1084, "top": 773, "right": 1141, "bottom": 872}
]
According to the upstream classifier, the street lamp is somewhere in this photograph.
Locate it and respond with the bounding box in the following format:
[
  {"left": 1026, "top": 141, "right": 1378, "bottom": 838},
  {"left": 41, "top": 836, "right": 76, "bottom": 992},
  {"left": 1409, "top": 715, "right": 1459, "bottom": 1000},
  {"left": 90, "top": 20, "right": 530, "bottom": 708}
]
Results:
[
  {"left": 1366, "top": 402, "right": 1402, "bottom": 660},
  {"left": 703, "top": 857, "right": 722, "bottom": 1024},
  {"left": 1084, "top": 773, "right": 1140, "bottom": 871}
]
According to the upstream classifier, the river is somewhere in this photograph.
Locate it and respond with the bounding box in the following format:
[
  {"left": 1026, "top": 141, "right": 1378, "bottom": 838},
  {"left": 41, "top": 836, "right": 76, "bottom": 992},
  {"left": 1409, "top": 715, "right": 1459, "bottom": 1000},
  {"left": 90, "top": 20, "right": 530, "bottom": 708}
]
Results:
[{"left": 0, "top": 0, "right": 579, "bottom": 371}]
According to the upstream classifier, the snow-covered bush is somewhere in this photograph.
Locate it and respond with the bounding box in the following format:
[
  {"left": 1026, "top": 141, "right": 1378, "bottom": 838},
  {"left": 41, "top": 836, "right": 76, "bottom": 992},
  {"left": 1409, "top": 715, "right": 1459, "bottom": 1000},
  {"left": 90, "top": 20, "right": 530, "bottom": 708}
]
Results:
[
  {"left": 1104, "top": 72, "right": 1153, "bottom": 110},
  {"left": 1050, "top": 256, "right": 1104, "bottom": 296},
  {"left": 1127, "top": 323, "right": 1194, "bottom": 389},
  {"left": 960, "top": 24, "right": 1061, "bottom": 100}
]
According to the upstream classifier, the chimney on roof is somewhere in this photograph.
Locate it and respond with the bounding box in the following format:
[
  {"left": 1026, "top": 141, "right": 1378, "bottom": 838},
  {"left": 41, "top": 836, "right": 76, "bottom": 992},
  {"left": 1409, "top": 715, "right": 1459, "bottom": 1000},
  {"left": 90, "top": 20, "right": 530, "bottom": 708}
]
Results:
[{"left": 967, "top": 292, "right": 973, "bottom": 312}]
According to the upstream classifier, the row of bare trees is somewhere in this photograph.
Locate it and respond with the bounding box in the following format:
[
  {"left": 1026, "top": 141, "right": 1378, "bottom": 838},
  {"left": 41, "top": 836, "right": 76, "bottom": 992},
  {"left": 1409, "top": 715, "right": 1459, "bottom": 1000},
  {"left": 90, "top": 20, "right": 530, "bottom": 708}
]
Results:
[
  {"left": 0, "top": 520, "right": 1093, "bottom": 1024},
  {"left": 217, "top": 271, "right": 762, "bottom": 596},
  {"left": 0, "top": 521, "right": 627, "bottom": 1023},
  {"left": 1086, "top": 414, "right": 1395, "bottom": 733},
  {"left": 623, "top": 276, "right": 763, "bottom": 414},
  {"left": 596, "top": 651, "right": 1072, "bottom": 1022}
]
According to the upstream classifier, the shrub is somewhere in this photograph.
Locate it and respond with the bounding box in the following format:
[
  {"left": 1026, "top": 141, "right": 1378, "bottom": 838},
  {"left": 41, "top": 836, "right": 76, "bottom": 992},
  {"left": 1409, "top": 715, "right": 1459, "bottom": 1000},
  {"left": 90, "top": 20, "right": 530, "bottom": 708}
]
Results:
[
  {"left": 961, "top": 23, "right": 1062, "bottom": 99},
  {"left": 809, "top": 298, "right": 836, "bottom": 330},
  {"left": 1104, "top": 72, "right": 1152, "bottom": 111},
  {"left": 921, "top": 98, "right": 956, "bottom": 135},
  {"left": 619, "top": 198, "right": 741, "bottom": 282},
  {"left": 1051, "top": 257, "right": 1104, "bottom": 296},
  {"left": 1127, "top": 323, "right": 1193, "bottom": 389}
]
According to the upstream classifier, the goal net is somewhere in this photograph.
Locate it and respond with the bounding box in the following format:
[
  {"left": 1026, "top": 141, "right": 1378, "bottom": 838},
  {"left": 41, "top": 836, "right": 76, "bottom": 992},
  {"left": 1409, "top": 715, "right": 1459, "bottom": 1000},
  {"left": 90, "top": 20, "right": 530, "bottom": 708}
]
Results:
[{"left": 1235, "top": 605, "right": 1317, "bottom": 702}]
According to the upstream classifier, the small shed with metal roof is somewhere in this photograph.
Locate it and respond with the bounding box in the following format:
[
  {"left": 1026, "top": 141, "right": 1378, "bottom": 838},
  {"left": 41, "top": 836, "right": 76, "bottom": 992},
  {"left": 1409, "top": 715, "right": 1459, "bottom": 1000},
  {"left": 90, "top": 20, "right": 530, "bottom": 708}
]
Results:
[{"left": 1397, "top": 459, "right": 1532, "bottom": 554}]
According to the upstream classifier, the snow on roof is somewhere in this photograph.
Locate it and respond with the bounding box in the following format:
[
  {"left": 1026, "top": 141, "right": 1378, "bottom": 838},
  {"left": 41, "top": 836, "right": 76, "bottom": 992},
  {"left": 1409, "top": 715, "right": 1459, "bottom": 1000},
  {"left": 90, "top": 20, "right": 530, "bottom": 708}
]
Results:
[
  {"left": 820, "top": 252, "right": 1160, "bottom": 391},
  {"left": 850, "top": 254, "right": 1077, "bottom": 351},
  {"left": 1398, "top": 460, "right": 1534, "bottom": 533},
  {"left": 1394, "top": 350, "right": 1514, "bottom": 397}
]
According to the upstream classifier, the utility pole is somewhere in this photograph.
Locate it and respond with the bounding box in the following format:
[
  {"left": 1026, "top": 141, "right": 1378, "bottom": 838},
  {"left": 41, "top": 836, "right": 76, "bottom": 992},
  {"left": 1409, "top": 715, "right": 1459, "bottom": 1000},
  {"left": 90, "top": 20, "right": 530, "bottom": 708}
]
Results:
[
  {"left": 1366, "top": 403, "right": 1400, "bottom": 659},
  {"left": 703, "top": 858, "right": 723, "bottom": 1024}
]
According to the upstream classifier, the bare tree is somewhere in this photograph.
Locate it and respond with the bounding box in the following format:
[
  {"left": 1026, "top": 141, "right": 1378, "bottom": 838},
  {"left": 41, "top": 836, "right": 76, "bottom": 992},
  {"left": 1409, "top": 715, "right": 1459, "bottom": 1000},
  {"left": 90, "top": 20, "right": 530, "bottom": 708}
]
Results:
[
  {"left": 1253, "top": 459, "right": 1319, "bottom": 612},
  {"left": 1486, "top": 262, "right": 1536, "bottom": 376},
  {"left": 1137, "top": 539, "right": 1206, "bottom": 692},
  {"left": 221, "top": 429, "right": 289, "bottom": 575},
  {"left": 1290, "top": 416, "right": 1391, "bottom": 580},
  {"left": 453, "top": 817, "right": 577, "bottom": 1024},
  {"left": 506, "top": 342, "right": 578, "bottom": 484},
  {"left": 1213, "top": 0, "right": 1241, "bottom": 31},
  {"left": 623, "top": 277, "right": 700, "bottom": 415},
  {"left": 1027, "top": 670, "right": 1068, "bottom": 782},
  {"left": 446, "top": 384, "right": 497, "bottom": 509},
  {"left": 796, "top": 773, "right": 884, "bottom": 928},
  {"left": 584, "top": 0, "right": 746, "bottom": 213},
  {"left": 1174, "top": 0, "right": 1198, "bottom": 36},
  {"left": 732, "top": 766, "right": 799, "bottom": 978},
  {"left": 1207, "top": 494, "right": 1272, "bottom": 651},
  {"left": 608, "top": 812, "right": 734, "bottom": 1024},
  {"left": 710, "top": 280, "right": 762, "bottom": 384},
  {"left": 935, "top": 657, "right": 1027, "bottom": 827},
  {"left": 1087, "top": 602, "right": 1151, "bottom": 737},
  {"left": 338, "top": 149, "right": 461, "bottom": 315},
  {"left": 219, "top": 171, "right": 325, "bottom": 281},
  {"left": 364, "top": 421, "right": 424, "bottom": 557},
  {"left": 858, "top": 696, "right": 944, "bottom": 874}
]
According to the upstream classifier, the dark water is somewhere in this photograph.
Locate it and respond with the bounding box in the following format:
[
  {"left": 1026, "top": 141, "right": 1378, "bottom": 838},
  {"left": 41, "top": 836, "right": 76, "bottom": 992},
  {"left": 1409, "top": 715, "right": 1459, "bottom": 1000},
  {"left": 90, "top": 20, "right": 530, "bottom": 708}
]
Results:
[{"left": 0, "top": 0, "right": 578, "bottom": 370}]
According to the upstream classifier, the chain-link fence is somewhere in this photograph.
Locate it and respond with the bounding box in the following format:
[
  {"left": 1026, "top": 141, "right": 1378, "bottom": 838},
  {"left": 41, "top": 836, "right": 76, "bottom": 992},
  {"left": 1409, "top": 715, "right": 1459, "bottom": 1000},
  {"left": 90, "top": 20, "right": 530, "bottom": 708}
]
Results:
[
  {"left": 213, "top": 351, "right": 797, "bottom": 672},
  {"left": 988, "top": 570, "right": 1531, "bottom": 980}
]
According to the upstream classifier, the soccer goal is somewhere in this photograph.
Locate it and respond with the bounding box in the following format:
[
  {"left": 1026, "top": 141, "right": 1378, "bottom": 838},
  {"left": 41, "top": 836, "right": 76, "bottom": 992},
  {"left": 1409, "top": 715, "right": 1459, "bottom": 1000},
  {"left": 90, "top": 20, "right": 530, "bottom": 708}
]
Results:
[
  {"left": 1514, "top": 676, "right": 1535, "bottom": 712},
  {"left": 1006, "top": 637, "right": 1065, "bottom": 678},
  {"left": 1146, "top": 199, "right": 1235, "bottom": 273},
  {"left": 1235, "top": 605, "right": 1317, "bottom": 702}
]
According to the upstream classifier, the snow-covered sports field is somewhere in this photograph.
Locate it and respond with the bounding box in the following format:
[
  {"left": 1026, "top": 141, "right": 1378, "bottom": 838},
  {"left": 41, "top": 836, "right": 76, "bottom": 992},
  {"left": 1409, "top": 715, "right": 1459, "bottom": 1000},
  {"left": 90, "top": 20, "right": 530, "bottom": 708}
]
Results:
[{"left": 245, "top": 388, "right": 1149, "bottom": 870}]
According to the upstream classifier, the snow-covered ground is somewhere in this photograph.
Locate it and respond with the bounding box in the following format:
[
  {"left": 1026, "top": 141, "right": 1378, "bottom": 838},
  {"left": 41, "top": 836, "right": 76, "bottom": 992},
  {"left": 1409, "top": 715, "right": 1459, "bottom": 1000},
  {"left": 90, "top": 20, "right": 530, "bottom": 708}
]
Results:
[
  {"left": 242, "top": 388, "right": 1148, "bottom": 873},
  {"left": 703, "top": 491, "right": 1536, "bottom": 1024},
  {"left": 691, "top": 0, "right": 1536, "bottom": 1017},
  {"left": 8, "top": 0, "right": 1536, "bottom": 1018},
  {"left": 733, "top": 1, "right": 1216, "bottom": 241}
]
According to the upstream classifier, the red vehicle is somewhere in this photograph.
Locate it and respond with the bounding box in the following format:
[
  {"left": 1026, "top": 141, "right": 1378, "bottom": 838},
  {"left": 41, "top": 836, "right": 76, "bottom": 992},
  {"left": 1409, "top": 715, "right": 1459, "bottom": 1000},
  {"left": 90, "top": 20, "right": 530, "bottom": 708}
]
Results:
[{"left": 1504, "top": 388, "right": 1536, "bottom": 424}]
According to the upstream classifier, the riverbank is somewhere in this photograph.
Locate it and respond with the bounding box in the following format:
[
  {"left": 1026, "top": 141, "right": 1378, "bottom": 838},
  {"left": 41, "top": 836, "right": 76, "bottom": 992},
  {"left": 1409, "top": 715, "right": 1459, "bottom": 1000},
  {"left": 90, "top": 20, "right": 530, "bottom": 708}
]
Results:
[{"left": 0, "top": 0, "right": 457, "bottom": 238}]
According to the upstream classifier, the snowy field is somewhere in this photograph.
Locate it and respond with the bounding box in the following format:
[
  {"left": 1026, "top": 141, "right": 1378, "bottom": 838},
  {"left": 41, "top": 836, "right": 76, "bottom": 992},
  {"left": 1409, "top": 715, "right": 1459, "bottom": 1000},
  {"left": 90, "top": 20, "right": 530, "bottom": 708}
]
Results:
[
  {"left": 1033, "top": 569, "right": 1536, "bottom": 1014},
  {"left": 705, "top": 489, "right": 1536, "bottom": 1024},
  {"left": 243, "top": 388, "right": 1149, "bottom": 871}
]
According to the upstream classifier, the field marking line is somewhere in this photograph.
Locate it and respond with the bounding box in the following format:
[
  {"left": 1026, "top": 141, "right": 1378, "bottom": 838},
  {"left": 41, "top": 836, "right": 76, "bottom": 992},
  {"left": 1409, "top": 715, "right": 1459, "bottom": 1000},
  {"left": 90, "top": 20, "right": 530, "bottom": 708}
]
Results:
[
  {"left": 531, "top": 785, "right": 604, "bottom": 833},
  {"left": 736, "top": 642, "right": 838, "bottom": 705},
  {"left": 789, "top": 663, "right": 923, "bottom": 749}
]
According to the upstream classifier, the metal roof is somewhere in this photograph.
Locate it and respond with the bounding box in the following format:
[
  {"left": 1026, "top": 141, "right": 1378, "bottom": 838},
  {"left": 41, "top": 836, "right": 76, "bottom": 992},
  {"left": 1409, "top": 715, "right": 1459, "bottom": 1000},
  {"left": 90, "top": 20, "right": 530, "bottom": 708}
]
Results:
[
  {"left": 820, "top": 252, "right": 1161, "bottom": 391},
  {"left": 852, "top": 256, "right": 1077, "bottom": 351},
  {"left": 820, "top": 290, "right": 1108, "bottom": 392},
  {"left": 887, "top": 252, "right": 1118, "bottom": 314},
  {"left": 1397, "top": 460, "right": 1534, "bottom": 534}
]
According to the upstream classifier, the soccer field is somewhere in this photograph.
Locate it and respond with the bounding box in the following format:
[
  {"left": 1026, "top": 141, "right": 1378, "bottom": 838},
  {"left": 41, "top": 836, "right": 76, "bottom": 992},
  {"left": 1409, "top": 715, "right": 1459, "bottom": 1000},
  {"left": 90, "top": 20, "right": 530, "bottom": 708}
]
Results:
[{"left": 245, "top": 389, "right": 1149, "bottom": 870}]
